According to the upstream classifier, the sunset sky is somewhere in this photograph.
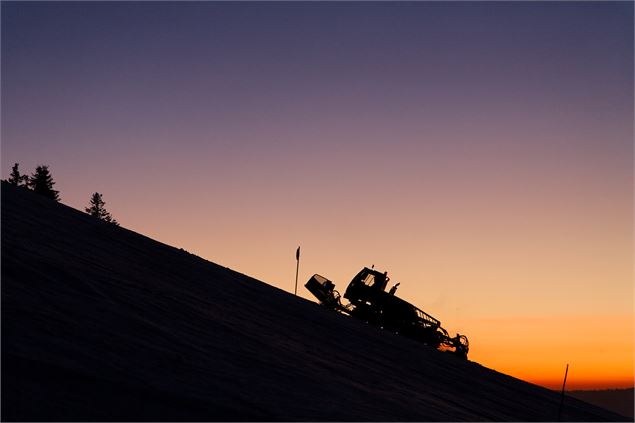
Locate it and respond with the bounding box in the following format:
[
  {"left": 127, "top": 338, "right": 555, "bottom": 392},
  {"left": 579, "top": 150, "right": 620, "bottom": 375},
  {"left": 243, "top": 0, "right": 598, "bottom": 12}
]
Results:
[{"left": 2, "top": 1, "right": 633, "bottom": 390}]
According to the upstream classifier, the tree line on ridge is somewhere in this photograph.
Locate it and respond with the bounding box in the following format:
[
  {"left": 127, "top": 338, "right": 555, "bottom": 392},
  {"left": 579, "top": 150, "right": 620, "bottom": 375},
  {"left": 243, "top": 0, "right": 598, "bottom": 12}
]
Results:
[{"left": 5, "top": 163, "right": 119, "bottom": 225}]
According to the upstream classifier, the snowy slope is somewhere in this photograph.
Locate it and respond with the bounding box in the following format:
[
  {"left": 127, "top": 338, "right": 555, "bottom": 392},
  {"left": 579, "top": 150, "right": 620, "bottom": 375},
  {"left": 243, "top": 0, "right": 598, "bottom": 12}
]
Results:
[{"left": 1, "top": 182, "right": 628, "bottom": 421}]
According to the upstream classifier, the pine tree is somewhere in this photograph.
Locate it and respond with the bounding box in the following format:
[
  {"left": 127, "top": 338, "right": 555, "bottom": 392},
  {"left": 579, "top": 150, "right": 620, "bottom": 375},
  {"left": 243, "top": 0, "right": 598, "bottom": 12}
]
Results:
[
  {"left": 7, "top": 163, "right": 28, "bottom": 186},
  {"left": 28, "top": 165, "right": 60, "bottom": 201},
  {"left": 85, "top": 192, "right": 119, "bottom": 225}
]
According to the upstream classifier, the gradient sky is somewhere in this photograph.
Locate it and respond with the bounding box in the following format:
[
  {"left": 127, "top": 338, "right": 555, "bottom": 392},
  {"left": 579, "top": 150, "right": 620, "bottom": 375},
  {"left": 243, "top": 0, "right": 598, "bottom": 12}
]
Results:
[{"left": 2, "top": 1, "right": 633, "bottom": 390}]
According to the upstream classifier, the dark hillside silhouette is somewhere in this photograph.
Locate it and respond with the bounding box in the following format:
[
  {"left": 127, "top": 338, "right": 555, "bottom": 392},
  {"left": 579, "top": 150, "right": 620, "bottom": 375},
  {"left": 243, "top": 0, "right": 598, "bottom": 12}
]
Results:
[{"left": 1, "top": 182, "right": 629, "bottom": 421}]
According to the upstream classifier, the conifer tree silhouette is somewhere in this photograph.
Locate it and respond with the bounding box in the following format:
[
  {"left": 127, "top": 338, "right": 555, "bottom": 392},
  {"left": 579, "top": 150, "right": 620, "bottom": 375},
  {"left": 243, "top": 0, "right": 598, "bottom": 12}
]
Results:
[
  {"left": 85, "top": 192, "right": 119, "bottom": 225},
  {"left": 28, "top": 165, "right": 60, "bottom": 201},
  {"left": 7, "top": 163, "right": 28, "bottom": 187}
]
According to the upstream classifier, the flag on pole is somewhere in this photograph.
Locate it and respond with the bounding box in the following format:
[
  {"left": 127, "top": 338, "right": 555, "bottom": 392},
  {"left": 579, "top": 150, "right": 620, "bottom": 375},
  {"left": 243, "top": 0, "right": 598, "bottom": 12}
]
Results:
[{"left": 296, "top": 246, "right": 300, "bottom": 261}]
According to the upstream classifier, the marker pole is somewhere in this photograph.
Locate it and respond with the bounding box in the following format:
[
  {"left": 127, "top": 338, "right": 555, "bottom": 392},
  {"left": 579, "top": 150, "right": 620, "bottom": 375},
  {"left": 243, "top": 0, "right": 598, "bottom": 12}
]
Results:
[
  {"left": 294, "top": 246, "right": 300, "bottom": 296},
  {"left": 557, "top": 363, "right": 569, "bottom": 421}
]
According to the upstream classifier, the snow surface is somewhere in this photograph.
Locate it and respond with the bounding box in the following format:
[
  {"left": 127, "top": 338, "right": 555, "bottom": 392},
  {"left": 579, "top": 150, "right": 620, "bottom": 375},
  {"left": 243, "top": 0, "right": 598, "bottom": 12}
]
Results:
[{"left": 1, "top": 182, "right": 629, "bottom": 421}]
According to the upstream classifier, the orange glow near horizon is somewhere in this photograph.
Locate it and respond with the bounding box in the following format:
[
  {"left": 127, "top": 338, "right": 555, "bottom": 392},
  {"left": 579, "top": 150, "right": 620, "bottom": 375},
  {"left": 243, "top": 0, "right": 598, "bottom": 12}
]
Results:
[{"left": 464, "top": 315, "right": 634, "bottom": 390}]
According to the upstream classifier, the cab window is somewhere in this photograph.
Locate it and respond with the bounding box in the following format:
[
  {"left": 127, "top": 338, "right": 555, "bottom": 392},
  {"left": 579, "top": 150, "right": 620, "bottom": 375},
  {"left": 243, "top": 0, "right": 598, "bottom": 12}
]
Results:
[{"left": 362, "top": 273, "right": 375, "bottom": 287}]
